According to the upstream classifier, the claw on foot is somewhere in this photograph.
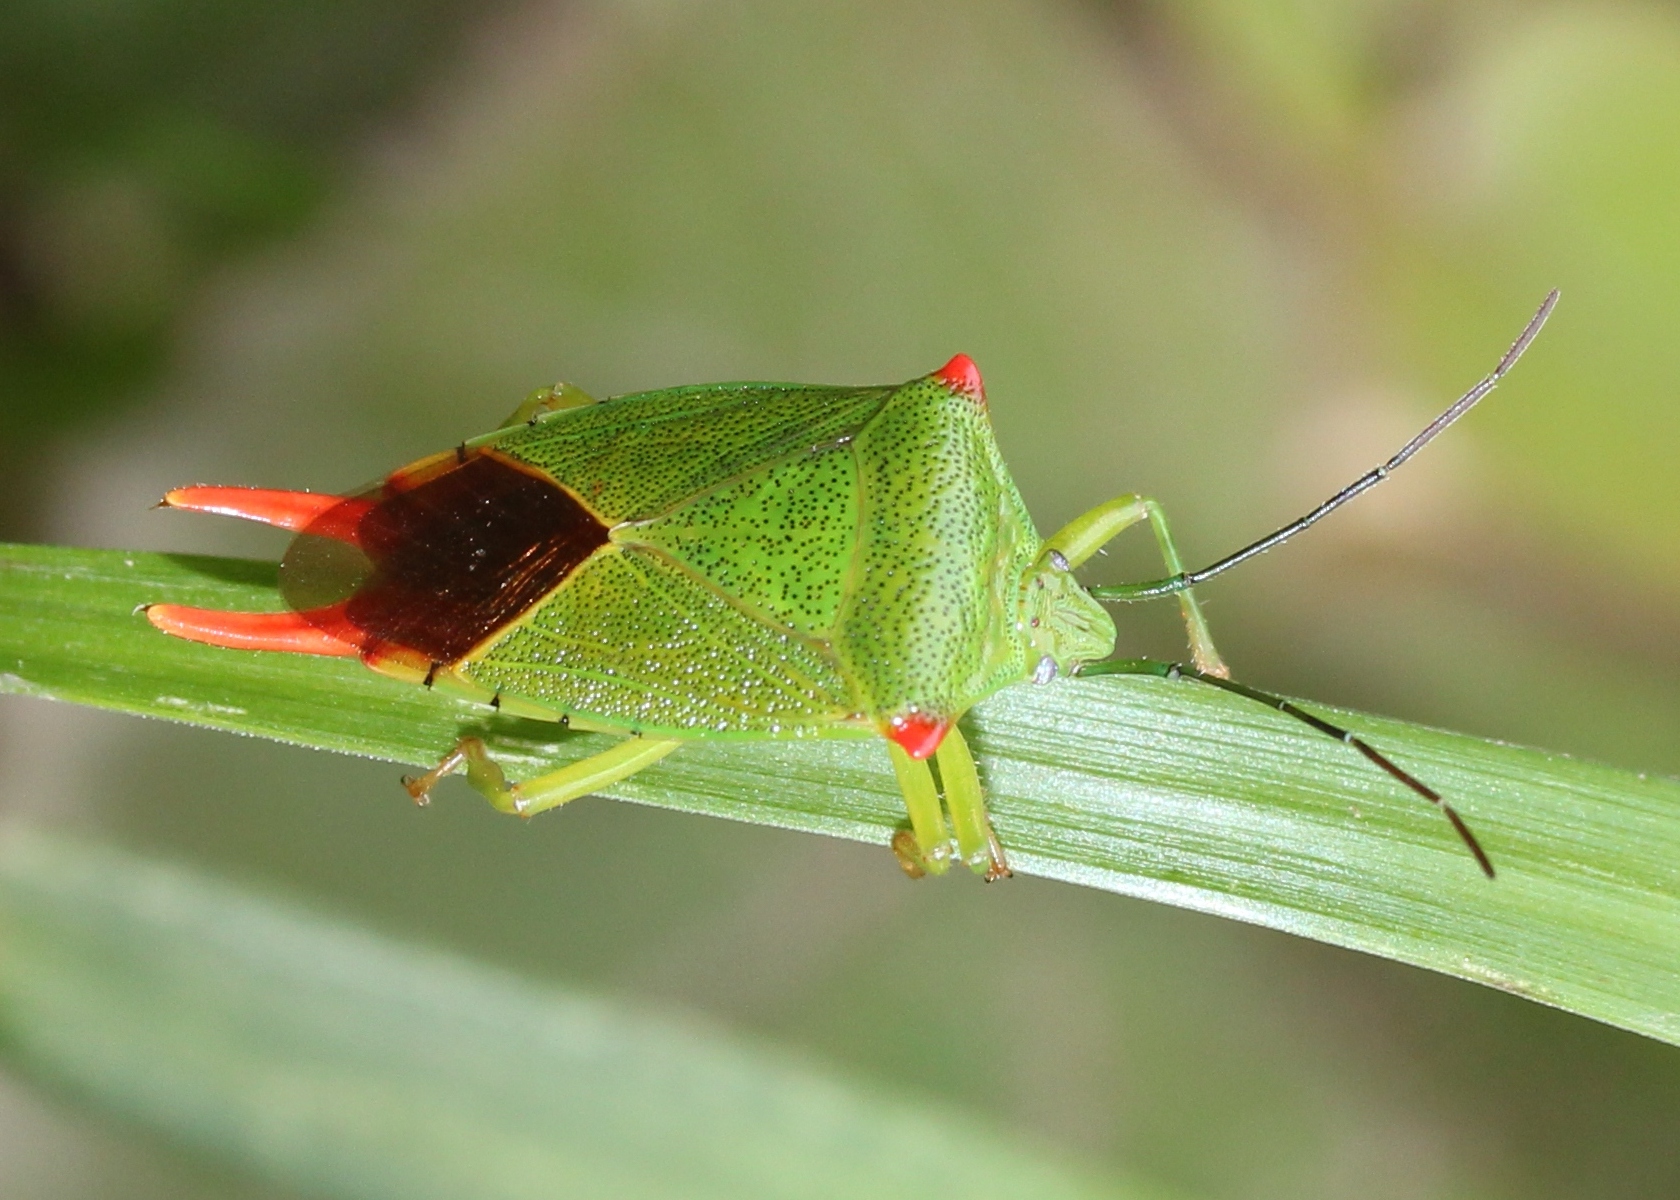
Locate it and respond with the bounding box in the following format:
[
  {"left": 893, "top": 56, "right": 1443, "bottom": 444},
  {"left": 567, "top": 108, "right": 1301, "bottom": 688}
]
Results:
[
  {"left": 401, "top": 741, "right": 474, "bottom": 806},
  {"left": 981, "top": 826, "right": 1012, "bottom": 882},
  {"left": 890, "top": 828, "right": 958, "bottom": 879},
  {"left": 891, "top": 830, "right": 928, "bottom": 879}
]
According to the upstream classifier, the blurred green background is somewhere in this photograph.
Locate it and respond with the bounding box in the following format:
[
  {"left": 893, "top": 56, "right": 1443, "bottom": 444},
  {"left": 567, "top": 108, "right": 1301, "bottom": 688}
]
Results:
[{"left": 2, "top": 1, "right": 1678, "bottom": 1196}]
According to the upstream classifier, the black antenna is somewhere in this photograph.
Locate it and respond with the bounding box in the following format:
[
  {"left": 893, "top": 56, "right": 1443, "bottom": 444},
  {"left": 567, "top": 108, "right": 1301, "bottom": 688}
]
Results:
[
  {"left": 1090, "top": 289, "right": 1558, "bottom": 604},
  {"left": 1078, "top": 658, "right": 1495, "bottom": 877}
]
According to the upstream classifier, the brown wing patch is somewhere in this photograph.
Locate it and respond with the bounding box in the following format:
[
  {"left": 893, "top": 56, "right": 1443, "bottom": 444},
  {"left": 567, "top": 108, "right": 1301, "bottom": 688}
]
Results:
[{"left": 280, "top": 451, "right": 608, "bottom": 666}]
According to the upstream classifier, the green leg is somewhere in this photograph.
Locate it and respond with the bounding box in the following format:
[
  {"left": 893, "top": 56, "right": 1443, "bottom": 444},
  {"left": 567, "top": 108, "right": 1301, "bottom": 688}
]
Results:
[
  {"left": 935, "top": 724, "right": 1010, "bottom": 881},
  {"left": 499, "top": 382, "right": 598, "bottom": 428},
  {"left": 1043, "top": 494, "right": 1226, "bottom": 677},
  {"left": 886, "top": 741, "right": 952, "bottom": 877},
  {"left": 404, "top": 735, "right": 681, "bottom": 817}
]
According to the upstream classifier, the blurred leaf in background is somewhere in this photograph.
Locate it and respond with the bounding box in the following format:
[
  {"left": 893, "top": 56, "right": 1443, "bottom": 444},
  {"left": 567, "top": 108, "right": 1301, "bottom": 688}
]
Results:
[
  {"left": 0, "top": 0, "right": 512, "bottom": 531},
  {"left": 0, "top": 831, "right": 1157, "bottom": 1200},
  {"left": 2, "top": 1, "right": 1678, "bottom": 1199}
]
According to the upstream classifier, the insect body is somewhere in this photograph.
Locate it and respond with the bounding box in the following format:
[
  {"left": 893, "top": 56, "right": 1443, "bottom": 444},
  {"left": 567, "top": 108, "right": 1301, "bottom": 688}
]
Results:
[{"left": 148, "top": 294, "right": 1556, "bottom": 880}]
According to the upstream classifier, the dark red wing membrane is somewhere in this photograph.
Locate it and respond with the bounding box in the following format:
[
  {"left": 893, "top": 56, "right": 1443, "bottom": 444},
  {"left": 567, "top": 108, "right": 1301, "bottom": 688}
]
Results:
[{"left": 280, "top": 452, "right": 609, "bottom": 665}]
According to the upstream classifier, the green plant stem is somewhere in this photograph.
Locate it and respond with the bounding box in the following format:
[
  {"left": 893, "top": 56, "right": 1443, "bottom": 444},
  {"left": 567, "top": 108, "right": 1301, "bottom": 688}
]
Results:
[{"left": 2, "top": 543, "right": 1677, "bottom": 1044}]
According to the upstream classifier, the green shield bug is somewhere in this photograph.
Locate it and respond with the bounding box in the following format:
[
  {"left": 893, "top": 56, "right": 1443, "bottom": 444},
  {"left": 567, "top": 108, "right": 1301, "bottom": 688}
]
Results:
[{"left": 147, "top": 292, "right": 1556, "bottom": 881}]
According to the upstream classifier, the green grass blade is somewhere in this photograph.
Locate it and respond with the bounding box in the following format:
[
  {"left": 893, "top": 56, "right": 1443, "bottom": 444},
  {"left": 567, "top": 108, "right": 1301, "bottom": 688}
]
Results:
[
  {"left": 2, "top": 543, "right": 1677, "bottom": 1045},
  {"left": 0, "top": 830, "right": 1146, "bottom": 1200}
]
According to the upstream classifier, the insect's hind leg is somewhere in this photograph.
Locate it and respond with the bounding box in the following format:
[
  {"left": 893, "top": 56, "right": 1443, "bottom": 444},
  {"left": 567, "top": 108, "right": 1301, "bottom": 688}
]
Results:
[
  {"left": 404, "top": 735, "right": 681, "bottom": 817},
  {"left": 1043, "top": 495, "right": 1226, "bottom": 677}
]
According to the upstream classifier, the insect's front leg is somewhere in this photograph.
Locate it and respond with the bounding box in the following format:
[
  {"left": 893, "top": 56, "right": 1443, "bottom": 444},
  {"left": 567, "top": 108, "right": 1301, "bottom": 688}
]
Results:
[
  {"left": 885, "top": 741, "right": 952, "bottom": 878},
  {"left": 935, "top": 725, "right": 1010, "bottom": 880},
  {"left": 885, "top": 729, "right": 1009, "bottom": 880},
  {"left": 404, "top": 735, "right": 681, "bottom": 816},
  {"left": 1043, "top": 494, "right": 1226, "bottom": 677}
]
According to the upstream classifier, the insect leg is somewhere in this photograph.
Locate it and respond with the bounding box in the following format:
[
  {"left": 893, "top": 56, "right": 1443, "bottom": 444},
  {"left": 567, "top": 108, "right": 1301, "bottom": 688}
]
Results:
[
  {"left": 885, "top": 741, "right": 953, "bottom": 877},
  {"left": 1077, "top": 658, "right": 1495, "bottom": 877},
  {"left": 935, "top": 724, "right": 1010, "bottom": 880},
  {"left": 403, "top": 735, "right": 681, "bottom": 817},
  {"left": 1043, "top": 495, "right": 1225, "bottom": 676}
]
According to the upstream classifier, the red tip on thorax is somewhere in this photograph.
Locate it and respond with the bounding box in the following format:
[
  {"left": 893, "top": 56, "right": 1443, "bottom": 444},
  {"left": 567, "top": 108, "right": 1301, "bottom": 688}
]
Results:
[
  {"left": 933, "top": 354, "right": 984, "bottom": 405},
  {"left": 885, "top": 712, "right": 950, "bottom": 760}
]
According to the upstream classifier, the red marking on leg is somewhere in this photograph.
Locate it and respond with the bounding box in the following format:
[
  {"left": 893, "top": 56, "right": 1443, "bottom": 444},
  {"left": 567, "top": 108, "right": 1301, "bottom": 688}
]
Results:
[
  {"left": 146, "top": 603, "right": 363, "bottom": 656},
  {"left": 162, "top": 487, "right": 373, "bottom": 545},
  {"left": 885, "top": 712, "right": 950, "bottom": 760},
  {"left": 932, "top": 354, "right": 984, "bottom": 405}
]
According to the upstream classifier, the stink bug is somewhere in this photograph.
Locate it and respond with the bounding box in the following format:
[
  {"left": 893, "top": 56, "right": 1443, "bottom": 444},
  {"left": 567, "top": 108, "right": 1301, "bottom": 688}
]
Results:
[{"left": 147, "top": 293, "right": 1556, "bottom": 881}]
